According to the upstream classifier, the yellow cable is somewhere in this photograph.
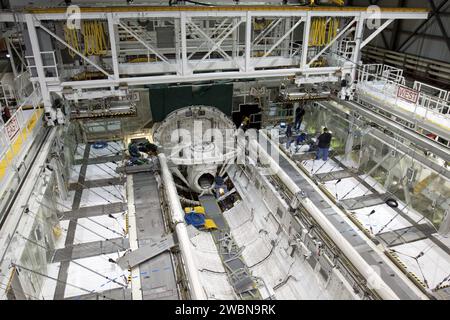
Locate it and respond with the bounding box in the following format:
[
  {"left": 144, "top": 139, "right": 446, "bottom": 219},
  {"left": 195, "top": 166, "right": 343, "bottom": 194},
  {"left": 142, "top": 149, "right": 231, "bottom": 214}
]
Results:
[
  {"left": 318, "top": 18, "right": 324, "bottom": 46},
  {"left": 327, "top": 18, "right": 333, "bottom": 44},
  {"left": 321, "top": 18, "right": 326, "bottom": 46},
  {"left": 93, "top": 21, "right": 99, "bottom": 55},
  {"left": 313, "top": 18, "right": 319, "bottom": 46},
  {"left": 64, "top": 26, "right": 80, "bottom": 58},
  {"left": 99, "top": 22, "right": 108, "bottom": 54},
  {"left": 309, "top": 18, "right": 315, "bottom": 46}
]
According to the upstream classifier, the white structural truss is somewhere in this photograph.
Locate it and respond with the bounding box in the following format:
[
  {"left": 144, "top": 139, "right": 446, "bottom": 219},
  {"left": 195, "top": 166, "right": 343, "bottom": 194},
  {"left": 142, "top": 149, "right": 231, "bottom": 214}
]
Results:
[{"left": 0, "top": 6, "right": 428, "bottom": 115}]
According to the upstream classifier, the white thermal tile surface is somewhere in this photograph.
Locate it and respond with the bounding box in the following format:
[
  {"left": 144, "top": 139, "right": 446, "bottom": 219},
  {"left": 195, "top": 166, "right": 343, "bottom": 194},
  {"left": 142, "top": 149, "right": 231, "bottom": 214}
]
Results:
[
  {"left": 73, "top": 213, "right": 126, "bottom": 244},
  {"left": 324, "top": 177, "right": 372, "bottom": 200},
  {"left": 393, "top": 239, "right": 450, "bottom": 289},
  {"left": 303, "top": 159, "right": 342, "bottom": 175},
  {"left": 191, "top": 231, "right": 235, "bottom": 299},
  {"left": 74, "top": 144, "right": 86, "bottom": 160},
  {"left": 64, "top": 252, "right": 127, "bottom": 298},
  {"left": 40, "top": 262, "right": 61, "bottom": 300},
  {"left": 351, "top": 204, "right": 412, "bottom": 235},
  {"left": 89, "top": 141, "right": 123, "bottom": 158},
  {"left": 79, "top": 185, "right": 125, "bottom": 208}
]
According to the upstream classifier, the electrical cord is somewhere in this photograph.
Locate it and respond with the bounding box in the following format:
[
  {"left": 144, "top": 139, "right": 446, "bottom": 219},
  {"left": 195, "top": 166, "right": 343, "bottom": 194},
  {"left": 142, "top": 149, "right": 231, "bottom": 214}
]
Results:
[{"left": 247, "top": 241, "right": 276, "bottom": 269}]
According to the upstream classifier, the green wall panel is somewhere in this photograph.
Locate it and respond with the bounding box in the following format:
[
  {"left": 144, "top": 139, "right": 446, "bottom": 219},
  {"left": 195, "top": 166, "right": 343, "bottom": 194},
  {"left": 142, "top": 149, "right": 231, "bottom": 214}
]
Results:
[{"left": 148, "top": 84, "right": 233, "bottom": 122}]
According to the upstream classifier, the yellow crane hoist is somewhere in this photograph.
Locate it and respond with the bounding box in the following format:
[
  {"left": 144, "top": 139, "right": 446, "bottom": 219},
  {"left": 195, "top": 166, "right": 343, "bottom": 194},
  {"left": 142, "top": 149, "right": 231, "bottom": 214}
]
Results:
[
  {"left": 309, "top": 17, "right": 338, "bottom": 47},
  {"left": 64, "top": 21, "right": 108, "bottom": 57},
  {"left": 330, "top": 0, "right": 345, "bottom": 5},
  {"left": 310, "top": 0, "right": 344, "bottom": 6},
  {"left": 82, "top": 21, "right": 108, "bottom": 56},
  {"left": 63, "top": 25, "right": 81, "bottom": 58}
]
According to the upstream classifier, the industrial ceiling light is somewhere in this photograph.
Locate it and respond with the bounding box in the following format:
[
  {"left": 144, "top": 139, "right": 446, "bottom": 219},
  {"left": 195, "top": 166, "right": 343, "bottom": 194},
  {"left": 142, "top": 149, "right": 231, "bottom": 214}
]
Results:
[
  {"left": 6, "top": 53, "right": 10, "bottom": 58},
  {"left": 127, "top": 0, "right": 134, "bottom": 4}
]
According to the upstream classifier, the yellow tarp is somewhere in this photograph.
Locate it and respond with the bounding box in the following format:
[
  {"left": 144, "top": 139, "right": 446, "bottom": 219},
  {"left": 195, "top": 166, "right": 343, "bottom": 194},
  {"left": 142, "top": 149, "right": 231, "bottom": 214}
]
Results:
[
  {"left": 184, "top": 206, "right": 206, "bottom": 214},
  {"left": 204, "top": 219, "right": 218, "bottom": 230}
]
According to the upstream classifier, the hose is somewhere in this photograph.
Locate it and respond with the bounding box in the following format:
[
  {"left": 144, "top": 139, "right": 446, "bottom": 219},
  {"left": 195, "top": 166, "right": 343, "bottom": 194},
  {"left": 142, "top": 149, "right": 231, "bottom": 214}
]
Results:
[
  {"left": 82, "top": 21, "right": 108, "bottom": 56},
  {"left": 309, "top": 17, "right": 339, "bottom": 47},
  {"left": 64, "top": 25, "right": 80, "bottom": 57},
  {"left": 179, "top": 196, "right": 201, "bottom": 206}
]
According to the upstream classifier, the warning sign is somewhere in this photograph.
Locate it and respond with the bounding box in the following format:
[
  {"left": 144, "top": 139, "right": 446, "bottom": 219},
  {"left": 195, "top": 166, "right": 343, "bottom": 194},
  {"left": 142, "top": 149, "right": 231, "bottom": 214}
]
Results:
[
  {"left": 5, "top": 115, "right": 20, "bottom": 141},
  {"left": 397, "top": 86, "right": 419, "bottom": 104}
]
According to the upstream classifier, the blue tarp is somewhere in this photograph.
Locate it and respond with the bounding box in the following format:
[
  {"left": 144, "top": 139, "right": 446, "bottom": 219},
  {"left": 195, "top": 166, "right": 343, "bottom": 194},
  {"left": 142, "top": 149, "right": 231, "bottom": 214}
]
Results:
[{"left": 185, "top": 212, "right": 205, "bottom": 228}]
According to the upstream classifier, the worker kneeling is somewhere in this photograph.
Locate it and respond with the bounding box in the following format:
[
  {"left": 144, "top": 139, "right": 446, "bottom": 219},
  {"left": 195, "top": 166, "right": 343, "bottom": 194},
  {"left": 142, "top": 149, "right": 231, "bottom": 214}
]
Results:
[{"left": 316, "top": 127, "right": 332, "bottom": 161}]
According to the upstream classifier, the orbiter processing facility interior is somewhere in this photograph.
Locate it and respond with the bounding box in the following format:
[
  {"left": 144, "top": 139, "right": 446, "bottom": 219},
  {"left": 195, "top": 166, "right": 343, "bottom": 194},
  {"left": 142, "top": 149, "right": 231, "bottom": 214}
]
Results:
[{"left": 0, "top": 0, "right": 449, "bottom": 302}]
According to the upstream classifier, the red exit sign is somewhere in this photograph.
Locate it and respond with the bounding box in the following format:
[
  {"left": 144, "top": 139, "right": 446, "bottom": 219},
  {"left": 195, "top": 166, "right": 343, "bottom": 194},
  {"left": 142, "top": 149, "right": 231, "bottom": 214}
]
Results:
[{"left": 397, "top": 86, "right": 419, "bottom": 104}]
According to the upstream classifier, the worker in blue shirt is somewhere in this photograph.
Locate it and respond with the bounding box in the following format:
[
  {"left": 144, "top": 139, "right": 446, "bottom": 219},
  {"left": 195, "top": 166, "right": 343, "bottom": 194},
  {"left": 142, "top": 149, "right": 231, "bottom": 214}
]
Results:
[
  {"left": 286, "top": 123, "right": 293, "bottom": 148},
  {"left": 316, "top": 127, "right": 332, "bottom": 161},
  {"left": 294, "top": 105, "right": 305, "bottom": 131}
]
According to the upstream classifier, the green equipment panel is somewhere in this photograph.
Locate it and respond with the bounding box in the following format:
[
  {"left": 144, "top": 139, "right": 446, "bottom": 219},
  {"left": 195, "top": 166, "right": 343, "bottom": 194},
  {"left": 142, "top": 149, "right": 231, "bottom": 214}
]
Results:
[{"left": 148, "top": 83, "right": 233, "bottom": 122}]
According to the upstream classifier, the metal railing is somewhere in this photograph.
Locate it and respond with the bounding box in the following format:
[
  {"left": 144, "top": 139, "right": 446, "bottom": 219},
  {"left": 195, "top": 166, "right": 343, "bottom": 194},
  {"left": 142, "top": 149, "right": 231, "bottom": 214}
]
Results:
[
  {"left": 357, "top": 64, "right": 450, "bottom": 117},
  {"left": 25, "top": 51, "right": 59, "bottom": 79}
]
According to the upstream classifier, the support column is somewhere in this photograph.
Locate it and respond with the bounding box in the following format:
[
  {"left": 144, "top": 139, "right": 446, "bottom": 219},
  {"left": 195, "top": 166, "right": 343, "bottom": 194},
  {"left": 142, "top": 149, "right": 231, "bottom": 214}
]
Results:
[
  {"left": 349, "top": 14, "right": 365, "bottom": 99},
  {"left": 245, "top": 12, "right": 252, "bottom": 72},
  {"left": 180, "top": 12, "right": 189, "bottom": 76},
  {"left": 232, "top": 17, "right": 238, "bottom": 60},
  {"left": 283, "top": 17, "right": 291, "bottom": 57},
  {"left": 5, "top": 37, "right": 18, "bottom": 78},
  {"left": 107, "top": 13, "right": 119, "bottom": 81},
  {"left": 344, "top": 114, "right": 355, "bottom": 162},
  {"left": 439, "top": 208, "right": 450, "bottom": 236},
  {"left": 25, "top": 14, "right": 54, "bottom": 125},
  {"left": 300, "top": 12, "right": 311, "bottom": 68}
]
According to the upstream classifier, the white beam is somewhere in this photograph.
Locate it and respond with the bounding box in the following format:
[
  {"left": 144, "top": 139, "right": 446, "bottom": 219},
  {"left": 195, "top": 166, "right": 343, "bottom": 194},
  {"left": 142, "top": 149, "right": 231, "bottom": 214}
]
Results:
[
  {"left": 35, "top": 20, "right": 111, "bottom": 78},
  {"left": 5, "top": 37, "right": 17, "bottom": 78},
  {"left": 180, "top": 12, "right": 189, "bottom": 76},
  {"left": 52, "top": 66, "right": 341, "bottom": 90},
  {"left": 350, "top": 14, "right": 365, "bottom": 82},
  {"left": 20, "top": 9, "right": 428, "bottom": 21},
  {"left": 245, "top": 11, "right": 252, "bottom": 72},
  {"left": 261, "top": 18, "right": 304, "bottom": 59},
  {"left": 360, "top": 19, "right": 394, "bottom": 49},
  {"left": 187, "top": 18, "right": 229, "bottom": 59},
  {"left": 300, "top": 12, "right": 311, "bottom": 68},
  {"left": 252, "top": 18, "right": 282, "bottom": 46},
  {"left": 117, "top": 21, "right": 170, "bottom": 65},
  {"left": 107, "top": 13, "right": 120, "bottom": 80},
  {"left": 308, "top": 17, "right": 357, "bottom": 67},
  {"left": 187, "top": 20, "right": 231, "bottom": 62},
  {"left": 24, "top": 14, "right": 52, "bottom": 110},
  {"left": 194, "top": 19, "right": 242, "bottom": 70}
]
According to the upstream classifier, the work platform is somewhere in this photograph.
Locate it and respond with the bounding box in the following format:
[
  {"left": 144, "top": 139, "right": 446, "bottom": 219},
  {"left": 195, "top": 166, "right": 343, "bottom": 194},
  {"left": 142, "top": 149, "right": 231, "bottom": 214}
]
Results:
[
  {"left": 267, "top": 102, "right": 450, "bottom": 299},
  {"left": 259, "top": 132, "right": 427, "bottom": 299},
  {"left": 128, "top": 172, "right": 179, "bottom": 300}
]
